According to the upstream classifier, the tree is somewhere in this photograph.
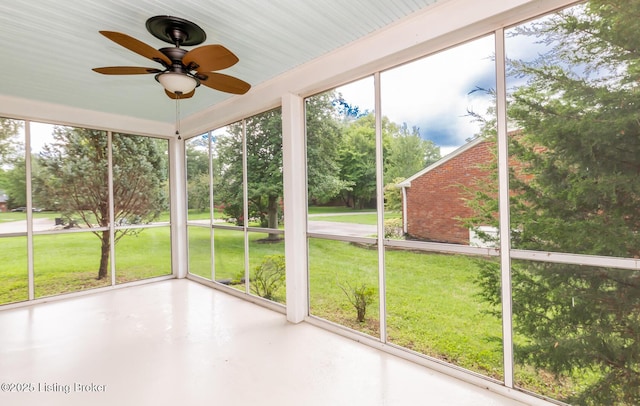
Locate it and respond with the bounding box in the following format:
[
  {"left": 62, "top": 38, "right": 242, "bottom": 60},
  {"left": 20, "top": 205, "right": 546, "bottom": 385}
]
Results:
[
  {"left": 383, "top": 123, "right": 440, "bottom": 212},
  {"left": 215, "top": 93, "right": 357, "bottom": 235},
  {"left": 337, "top": 113, "right": 378, "bottom": 208},
  {"left": 186, "top": 136, "right": 211, "bottom": 212},
  {"left": 467, "top": 2, "right": 640, "bottom": 404},
  {"left": 0, "top": 119, "right": 24, "bottom": 208},
  {"left": 306, "top": 91, "right": 352, "bottom": 204},
  {"left": 214, "top": 122, "right": 245, "bottom": 226},
  {"left": 215, "top": 109, "right": 283, "bottom": 240},
  {"left": 0, "top": 118, "right": 22, "bottom": 163},
  {"left": 385, "top": 123, "right": 440, "bottom": 181},
  {"left": 337, "top": 114, "right": 436, "bottom": 209},
  {"left": 34, "top": 127, "right": 168, "bottom": 280},
  {"left": 4, "top": 157, "right": 27, "bottom": 208},
  {"left": 245, "top": 109, "right": 284, "bottom": 239}
]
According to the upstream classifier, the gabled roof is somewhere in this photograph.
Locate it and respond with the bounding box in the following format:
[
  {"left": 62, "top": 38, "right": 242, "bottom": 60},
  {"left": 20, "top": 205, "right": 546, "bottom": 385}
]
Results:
[{"left": 397, "top": 137, "right": 485, "bottom": 188}]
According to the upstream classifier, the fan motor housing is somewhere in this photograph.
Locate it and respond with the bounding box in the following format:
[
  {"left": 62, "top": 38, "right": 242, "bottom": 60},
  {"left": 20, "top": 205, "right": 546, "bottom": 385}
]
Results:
[
  {"left": 146, "top": 16, "right": 206, "bottom": 46},
  {"left": 160, "top": 47, "right": 187, "bottom": 63}
]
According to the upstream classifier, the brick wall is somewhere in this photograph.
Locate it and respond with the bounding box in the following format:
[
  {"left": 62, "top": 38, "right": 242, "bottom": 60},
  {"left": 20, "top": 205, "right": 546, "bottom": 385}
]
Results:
[{"left": 405, "top": 141, "right": 493, "bottom": 244}]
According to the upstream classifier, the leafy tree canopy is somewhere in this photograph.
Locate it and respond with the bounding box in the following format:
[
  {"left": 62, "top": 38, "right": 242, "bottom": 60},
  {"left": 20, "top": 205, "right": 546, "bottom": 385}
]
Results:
[
  {"left": 0, "top": 118, "right": 23, "bottom": 163},
  {"left": 34, "top": 127, "right": 168, "bottom": 279},
  {"left": 0, "top": 118, "right": 24, "bottom": 207}
]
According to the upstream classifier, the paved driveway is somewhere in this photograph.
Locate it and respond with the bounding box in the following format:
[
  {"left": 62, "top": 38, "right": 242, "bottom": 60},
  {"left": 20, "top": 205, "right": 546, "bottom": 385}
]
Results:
[
  {"left": 0, "top": 218, "right": 55, "bottom": 234},
  {"left": 307, "top": 220, "right": 376, "bottom": 237},
  {"left": 0, "top": 216, "right": 377, "bottom": 238}
]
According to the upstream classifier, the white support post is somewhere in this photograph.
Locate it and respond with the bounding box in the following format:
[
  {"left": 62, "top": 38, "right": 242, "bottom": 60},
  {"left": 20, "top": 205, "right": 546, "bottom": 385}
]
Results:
[
  {"left": 25, "top": 121, "right": 34, "bottom": 301},
  {"left": 208, "top": 130, "right": 215, "bottom": 281},
  {"left": 495, "top": 28, "right": 514, "bottom": 388},
  {"left": 170, "top": 136, "right": 188, "bottom": 279},
  {"left": 282, "top": 93, "right": 308, "bottom": 324},
  {"left": 374, "top": 72, "right": 387, "bottom": 342},
  {"left": 401, "top": 186, "right": 408, "bottom": 234},
  {"left": 108, "top": 131, "right": 116, "bottom": 286},
  {"left": 242, "top": 120, "right": 250, "bottom": 294}
]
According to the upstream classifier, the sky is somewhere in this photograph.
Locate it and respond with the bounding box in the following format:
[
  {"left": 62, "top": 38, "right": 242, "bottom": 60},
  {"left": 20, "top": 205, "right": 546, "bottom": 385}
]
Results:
[
  {"left": 336, "top": 34, "right": 496, "bottom": 157},
  {"left": 335, "top": 19, "right": 554, "bottom": 158},
  {"left": 30, "top": 122, "right": 53, "bottom": 154}
]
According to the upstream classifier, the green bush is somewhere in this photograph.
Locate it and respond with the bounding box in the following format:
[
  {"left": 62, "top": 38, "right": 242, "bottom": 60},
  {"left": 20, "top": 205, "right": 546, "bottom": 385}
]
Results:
[
  {"left": 250, "top": 254, "right": 285, "bottom": 301},
  {"left": 339, "top": 281, "right": 375, "bottom": 322},
  {"left": 384, "top": 217, "right": 403, "bottom": 239}
]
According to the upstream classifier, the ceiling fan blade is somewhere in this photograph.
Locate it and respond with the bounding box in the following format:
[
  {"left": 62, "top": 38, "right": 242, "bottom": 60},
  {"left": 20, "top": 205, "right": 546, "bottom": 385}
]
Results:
[
  {"left": 99, "top": 31, "right": 171, "bottom": 66},
  {"left": 93, "top": 66, "right": 161, "bottom": 75},
  {"left": 200, "top": 73, "right": 251, "bottom": 95},
  {"left": 165, "top": 89, "right": 195, "bottom": 99},
  {"left": 183, "top": 45, "right": 239, "bottom": 72}
]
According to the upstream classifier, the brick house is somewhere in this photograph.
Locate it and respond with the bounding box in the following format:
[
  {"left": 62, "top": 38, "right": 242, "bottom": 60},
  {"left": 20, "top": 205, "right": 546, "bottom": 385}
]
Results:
[{"left": 397, "top": 137, "right": 494, "bottom": 245}]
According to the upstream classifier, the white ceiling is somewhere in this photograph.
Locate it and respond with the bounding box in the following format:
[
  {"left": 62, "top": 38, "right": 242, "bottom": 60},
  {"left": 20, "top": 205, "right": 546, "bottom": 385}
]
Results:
[{"left": 0, "top": 0, "right": 444, "bottom": 124}]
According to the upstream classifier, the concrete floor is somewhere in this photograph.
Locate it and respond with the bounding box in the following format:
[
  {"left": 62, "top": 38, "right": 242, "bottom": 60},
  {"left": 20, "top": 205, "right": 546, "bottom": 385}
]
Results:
[{"left": 0, "top": 280, "right": 529, "bottom": 406}]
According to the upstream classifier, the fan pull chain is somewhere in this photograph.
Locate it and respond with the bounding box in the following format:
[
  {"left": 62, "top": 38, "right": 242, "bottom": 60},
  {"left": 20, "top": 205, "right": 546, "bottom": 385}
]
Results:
[{"left": 175, "top": 94, "right": 182, "bottom": 140}]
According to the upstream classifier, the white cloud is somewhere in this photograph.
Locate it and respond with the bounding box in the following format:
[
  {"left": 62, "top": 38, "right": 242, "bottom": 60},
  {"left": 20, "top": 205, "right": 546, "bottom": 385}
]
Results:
[
  {"left": 337, "top": 25, "right": 556, "bottom": 151},
  {"left": 29, "top": 122, "right": 55, "bottom": 154},
  {"left": 339, "top": 35, "right": 496, "bottom": 149}
]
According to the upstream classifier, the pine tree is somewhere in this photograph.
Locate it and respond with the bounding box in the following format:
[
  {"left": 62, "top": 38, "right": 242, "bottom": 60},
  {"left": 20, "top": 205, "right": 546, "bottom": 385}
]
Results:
[{"left": 467, "top": 1, "right": 640, "bottom": 404}]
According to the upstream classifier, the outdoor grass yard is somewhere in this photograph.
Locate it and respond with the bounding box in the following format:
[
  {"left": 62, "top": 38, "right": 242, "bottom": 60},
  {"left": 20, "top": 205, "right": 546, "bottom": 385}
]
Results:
[
  {"left": 0, "top": 211, "right": 56, "bottom": 222},
  {"left": 1, "top": 210, "right": 504, "bottom": 379},
  {"left": 308, "top": 238, "right": 503, "bottom": 379},
  {"left": 187, "top": 227, "right": 287, "bottom": 300},
  {"left": 308, "top": 211, "right": 401, "bottom": 224},
  {"left": 0, "top": 227, "right": 172, "bottom": 303},
  {"left": 1, "top": 218, "right": 573, "bottom": 395}
]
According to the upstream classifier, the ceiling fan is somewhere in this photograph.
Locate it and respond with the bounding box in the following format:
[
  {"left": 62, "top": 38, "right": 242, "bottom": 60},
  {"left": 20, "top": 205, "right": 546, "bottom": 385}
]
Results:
[{"left": 93, "top": 15, "right": 251, "bottom": 99}]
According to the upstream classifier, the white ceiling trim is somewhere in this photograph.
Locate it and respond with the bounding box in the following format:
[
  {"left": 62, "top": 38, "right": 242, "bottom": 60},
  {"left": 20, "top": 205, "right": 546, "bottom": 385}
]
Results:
[{"left": 0, "top": 94, "right": 173, "bottom": 137}]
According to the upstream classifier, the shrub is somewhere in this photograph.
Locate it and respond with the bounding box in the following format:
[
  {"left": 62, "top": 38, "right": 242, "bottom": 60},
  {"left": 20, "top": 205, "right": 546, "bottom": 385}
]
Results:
[
  {"left": 339, "top": 281, "right": 375, "bottom": 322},
  {"left": 250, "top": 254, "right": 285, "bottom": 301},
  {"left": 384, "top": 217, "right": 403, "bottom": 239}
]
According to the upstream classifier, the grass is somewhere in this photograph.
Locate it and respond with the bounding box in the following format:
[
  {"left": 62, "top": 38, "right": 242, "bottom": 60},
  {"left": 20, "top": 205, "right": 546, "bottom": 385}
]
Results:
[
  {"left": 307, "top": 238, "right": 503, "bottom": 378},
  {"left": 310, "top": 211, "right": 401, "bottom": 224},
  {"left": 0, "top": 211, "right": 61, "bottom": 222},
  {"left": 1, "top": 227, "right": 172, "bottom": 303},
  {"left": 2, "top": 207, "right": 496, "bottom": 377},
  {"left": 0, "top": 206, "right": 573, "bottom": 401},
  {"left": 385, "top": 250, "right": 503, "bottom": 376}
]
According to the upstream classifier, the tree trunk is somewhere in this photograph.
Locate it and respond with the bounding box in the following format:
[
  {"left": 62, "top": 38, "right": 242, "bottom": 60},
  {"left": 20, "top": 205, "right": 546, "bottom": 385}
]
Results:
[
  {"left": 98, "top": 230, "right": 110, "bottom": 280},
  {"left": 267, "top": 195, "right": 279, "bottom": 241}
]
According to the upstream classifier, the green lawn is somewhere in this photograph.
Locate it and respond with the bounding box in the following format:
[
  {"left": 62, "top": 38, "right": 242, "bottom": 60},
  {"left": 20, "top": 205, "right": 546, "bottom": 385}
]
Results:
[
  {"left": 187, "top": 227, "right": 286, "bottom": 300},
  {"left": 1, "top": 227, "right": 172, "bottom": 302},
  {"left": 309, "top": 211, "right": 401, "bottom": 224},
  {"left": 0, "top": 206, "right": 568, "bottom": 400},
  {"left": 0, "top": 211, "right": 60, "bottom": 222},
  {"left": 307, "top": 237, "right": 503, "bottom": 379},
  {"left": 2, "top": 207, "right": 497, "bottom": 379},
  {"left": 187, "top": 230, "right": 502, "bottom": 380}
]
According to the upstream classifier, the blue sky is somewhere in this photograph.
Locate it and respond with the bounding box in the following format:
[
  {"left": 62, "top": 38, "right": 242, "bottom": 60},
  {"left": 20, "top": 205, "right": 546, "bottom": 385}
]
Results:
[
  {"left": 336, "top": 21, "right": 557, "bottom": 157},
  {"left": 337, "top": 34, "right": 496, "bottom": 156}
]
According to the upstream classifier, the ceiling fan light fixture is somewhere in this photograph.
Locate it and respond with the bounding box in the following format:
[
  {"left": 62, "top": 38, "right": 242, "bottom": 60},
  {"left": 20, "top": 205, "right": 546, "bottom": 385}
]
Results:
[
  {"left": 94, "top": 16, "right": 251, "bottom": 99},
  {"left": 156, "top": 72, "right": 198, "bottom": 94}
]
